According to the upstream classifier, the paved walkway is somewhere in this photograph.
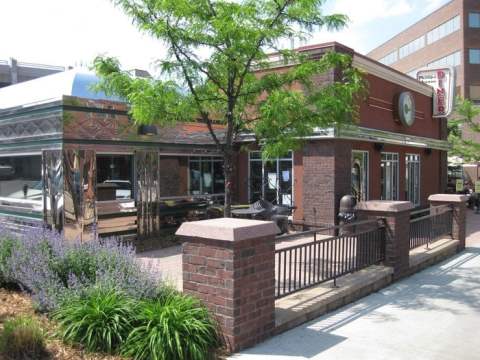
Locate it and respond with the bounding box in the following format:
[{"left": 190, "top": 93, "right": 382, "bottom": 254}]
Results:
[{"left": 230, "top": 210, "right": 480, "bottom": 360}]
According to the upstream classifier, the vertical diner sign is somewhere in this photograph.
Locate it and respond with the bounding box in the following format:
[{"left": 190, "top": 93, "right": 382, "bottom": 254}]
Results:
[{"left": 416, "top": 67, "right": 455, "bottom": 118}]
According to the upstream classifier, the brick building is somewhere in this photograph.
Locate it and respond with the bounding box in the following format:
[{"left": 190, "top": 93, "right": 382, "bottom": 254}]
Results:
[
  {"left": 0, "top": 43, "right": 449, "bottom": 240},
  {"left": 235, "top": 43, "right": 449, "bottom": 227},
  {"left": 367, "top": 0, "right": 480, "bottom": 186},
  {"left": 368, "top": 0, "right": 480, "bottom": 100}
]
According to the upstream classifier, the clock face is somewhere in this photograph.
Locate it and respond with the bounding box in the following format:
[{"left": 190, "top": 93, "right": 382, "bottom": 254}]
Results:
[{"left": 398, "top": 92, "right": 415, "bottom": 127}]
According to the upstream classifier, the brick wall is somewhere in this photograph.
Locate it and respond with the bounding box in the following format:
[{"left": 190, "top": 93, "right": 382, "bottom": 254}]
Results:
[
  {"left": 182, "top": 234, "right": 275, "bottom": 352},
  {"left": 302, "top": 139, "right": 352, "bottom": 226}
]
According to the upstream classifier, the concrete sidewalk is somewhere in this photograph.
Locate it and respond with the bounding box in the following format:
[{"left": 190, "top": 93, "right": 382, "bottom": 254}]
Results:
[{"left": 230, "top": 210, "right": 480, "bottom": 360}]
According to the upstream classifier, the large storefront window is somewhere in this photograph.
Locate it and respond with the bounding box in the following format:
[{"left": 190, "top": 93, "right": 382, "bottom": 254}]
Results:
[
  {"left": 0, "top": 154, "right": 43, "bottom": 213},
  {"left": 248, "top": 151, "right": 293, "bottom": 206},
  {"left": 406, "top": 154, "right": 421, "bottom": 206},
  {"left": 96, "top": 154, "right": 134, "bottom": 201},
  {"left": 381, "top": 152, "right": 399, "bottom": 201},
  {"left": 188, "top": 157, "right": 224, "bottom": 195},
  {"left": 352, "top": 151, "right": 369, "bottom": 202}
]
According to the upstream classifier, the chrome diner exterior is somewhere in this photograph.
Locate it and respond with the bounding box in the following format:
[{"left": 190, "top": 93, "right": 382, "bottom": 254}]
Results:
[{"left": 0, "top": 71, "right": 224, "bottom": 248}]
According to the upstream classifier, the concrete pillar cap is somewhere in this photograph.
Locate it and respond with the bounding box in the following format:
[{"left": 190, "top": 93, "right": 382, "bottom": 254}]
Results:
[
  {"left": 356, "top": 200, "right": 413, "bottom": 212},
  {"left": 176, "top": 218, "right": 279, "bottom": 241},
  {"left": 428, "top": 194, "right": 468, "bottom": 203}
]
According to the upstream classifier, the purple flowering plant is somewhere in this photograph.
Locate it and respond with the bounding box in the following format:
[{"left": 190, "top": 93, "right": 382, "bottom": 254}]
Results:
[{"left": 1, "top": 226, "right": 158, "bottom": 312}]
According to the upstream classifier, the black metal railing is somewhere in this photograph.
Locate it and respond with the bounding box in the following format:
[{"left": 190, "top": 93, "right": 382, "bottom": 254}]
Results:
[
  {"left": 409, "top": 205, "right": 453, "bottom": 250},
  {"left": 275, "top": 220, "right": 386, "bottom": 299}
]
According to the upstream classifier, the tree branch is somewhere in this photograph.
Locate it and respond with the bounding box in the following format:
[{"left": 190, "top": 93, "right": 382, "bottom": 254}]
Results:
[{"left": 166, "top": 24, "right": 222, "bottom": 150}]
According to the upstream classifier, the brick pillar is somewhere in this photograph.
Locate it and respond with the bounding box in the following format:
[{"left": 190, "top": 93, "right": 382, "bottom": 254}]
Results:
[
  {"left": 176, "top": 218, "right": 278, "bottom": 353},
  {"left": 356, "top": 201, "right": 413, "bottom": 279},
  {"left": 428, "top": 194, "right": 467, "bottom": 251},
  {"left": 302, "top": 139, "right": 352, "bottom": 227}
]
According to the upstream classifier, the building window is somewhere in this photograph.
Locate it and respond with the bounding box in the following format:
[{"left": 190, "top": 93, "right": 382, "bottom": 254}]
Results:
[
  {"left": 406, "top": 154, "right": 421, "bottom": 206},
  {"left": 426, "top": 15, "right": 460, "bottom": 45},
  {"left": 399, "top": 35, "right": 425, "bottom": 59},
  {"left": 469, "top": 12, "right": 480, "bottom": 28},
  {"left": 427, "top": 51, "right": 461, "bottom": 68},
  {"left": 469, "top": 49, "right": 480, "bottom": 64},
  {"left": 352, "top": 151, "right": 369, "bottom": 202},
  {"left": 407, "top": 68, "right": 419, "bottom": 78},
  {"left": 0, "top": 154, "right": 43, "bottom": 213},
  {"left": 380, "top": 153, "right": 399, "bottom": 201},
  {"left": 188, "top": 157, "right": 224, "bottom": 195},
  {"left": 96, "top": 154, "right": 134, "bottom": 201},
  {"left": 470, "top": 86, "right": 480, "bottom": 101},
  {"left": 248, "top": 151, "right": 293, "bottom": 206},
  {"left": 379, "top": 50, "right": 398, "bottom": 66}
]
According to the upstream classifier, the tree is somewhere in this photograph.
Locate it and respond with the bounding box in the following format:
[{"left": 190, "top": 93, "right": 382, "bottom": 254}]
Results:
[
  {"left": 94, "top": 0, "right": 365, "bottom": 216},
  {"left": 448, "top": 97, "right": 480, "bottom": 162}
]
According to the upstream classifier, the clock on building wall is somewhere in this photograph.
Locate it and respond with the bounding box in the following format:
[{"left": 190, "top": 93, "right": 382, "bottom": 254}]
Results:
[{"left": 397, "top": 91, "right": 416, "bottom": 127}]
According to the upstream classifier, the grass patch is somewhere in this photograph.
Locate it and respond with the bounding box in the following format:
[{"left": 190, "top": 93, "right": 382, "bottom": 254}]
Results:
[
  {"left": 121, "top": 291, "right": 219, "bottom": 360},
  {"left": 0, "top": 315, "right": 49, "bottom": 360},
  {"left": 53, "top": 287, "right": 135, "bottom": 354}
]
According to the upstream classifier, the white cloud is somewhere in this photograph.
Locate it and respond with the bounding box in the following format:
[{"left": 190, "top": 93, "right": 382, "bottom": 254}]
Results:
[
  {"left": 424, "top": 0, "right": 449, "bottom": 13},
  {"left": 330, "top": 0, "right": 413, "bottom": 25},
  {"left": 0, "top": 0, "right": 163, "bottom": 73}
]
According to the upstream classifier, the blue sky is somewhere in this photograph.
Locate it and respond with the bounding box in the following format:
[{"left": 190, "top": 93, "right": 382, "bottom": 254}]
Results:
[{"left": 0, "top": 0, "right": 452, "bottom": 74}]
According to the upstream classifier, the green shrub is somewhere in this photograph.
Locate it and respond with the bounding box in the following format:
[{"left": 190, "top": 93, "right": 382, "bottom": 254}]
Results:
[
  {"left": 0, "top": 235, "right": 17, "bottom": 286},
  {"left": 49, "top": 246, "right": 98, "bottom": 287},
  {"left": 121, "top": 292, "right": 219, "bottom": 360},
  {"left": 0, "top": 316, "right": 49, "bottom": 360},
  {"left": 53, "top": 287, "right": 135, "bottom": 354}
]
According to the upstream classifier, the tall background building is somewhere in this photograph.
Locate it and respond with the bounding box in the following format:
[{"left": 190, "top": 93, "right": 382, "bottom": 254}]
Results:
[
  {"left": 368, "top": 0, "right": 480, "bottom": 187},
  {"left": 368, "top": 0, "right": 480, "bottom": 102},
  {"left": 0, "top": 58, "right": 67, "bottom": 88}
]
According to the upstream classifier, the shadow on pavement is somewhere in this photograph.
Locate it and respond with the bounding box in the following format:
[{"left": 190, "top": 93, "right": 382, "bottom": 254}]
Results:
[{"left": 235, "top": 245, "right": 480, "bottom": 358}]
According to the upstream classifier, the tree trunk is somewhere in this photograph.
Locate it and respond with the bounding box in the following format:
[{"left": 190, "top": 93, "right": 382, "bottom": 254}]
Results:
[{"left": 223, "top": 148, "right": 234, "bottom": 217}]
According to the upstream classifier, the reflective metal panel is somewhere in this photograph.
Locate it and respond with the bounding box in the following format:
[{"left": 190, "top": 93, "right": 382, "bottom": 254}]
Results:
[
  {"left": 63, "top": 148, "right": 97, "bottom": 242},
  {"left": 135, "top": 151, "right": 160, "bottom": 240},
  {"left": 82, "top": 150, "right": 97, "bottom": 241},
  {"left": 42, "top": 150, "right": 64, "bottom": 230}
]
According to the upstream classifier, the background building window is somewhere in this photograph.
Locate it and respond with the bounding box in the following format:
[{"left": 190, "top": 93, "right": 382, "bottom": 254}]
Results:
[
  {"left": 379, "top": 50, "right": 398, "bottom": 66},
  {"left": 399, "top": 36, "right": 425, "bottom": 59},
  {"left": 469, "top": 13, "right": 480, "bottom": 28},
  {"left": 407, "top": 68, "right": 420, "bottom": 78},
  {"left": 188, "top": 157, "right": 224, "bottom": 195},
  {"left": 248, "top": 151, "right": 293, "bottom": 206},
  {"left": 427, "top": 15, "right": 460, "bottom": 45},
  {"left": 352, "top": 151, "right": 369, "bottom": 202},
  {"left": 427, "top": 51, "right": 461, "bottom": 68},
  {"left": 406, "top": 154, "right": 421, "bottom": 206},
  {"left": 469, "top": 49, "right": 480, "bottom": 64},
  {"left": 380, "top": 153, "right": 399, "bottom": 201},
  {"left": 97, "top": 154, "right": 133, "bottom": 201},
  {"left": 0, "top": 154, "right": 43, "bottom": 213}
]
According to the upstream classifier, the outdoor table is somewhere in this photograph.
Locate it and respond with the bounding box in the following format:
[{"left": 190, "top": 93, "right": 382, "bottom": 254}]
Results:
[{"left": 231, "top": 208, "right": 266, "bottom": 218}]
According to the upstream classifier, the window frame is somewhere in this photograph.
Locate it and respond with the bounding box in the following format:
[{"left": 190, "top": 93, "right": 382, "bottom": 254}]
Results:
[
  {"left": 469, "top": 12, "right": 480, "bottom": 28},
  {"left": 248, "top": 151, "right": 294, "bottom": 205},
  {"left": 380, "top": 152, "right": 399, "bottom": 201},
  {"left": 0, "top": 152, "right": 44, "bottom": 215},
  {"left": 96, "top": 152, "right": 135, "bottom": 202},
  {"left": 426, "top": 15, "right": 460, "bottom": 45},
  {"left": 469, "top": 49, "right": 480, "bottom": 64},
  {"left": 351, "top": 150, "right": 369, "bottom": 202},
  {"left": 405, "top": 153, "right": 421, "bottom": 207},
  {"left": 427, "top": 50, "right": 462, "bottom": 68},
  {"left": 399, "top": 35, "right": 425, "bottom": 59},
  {"left": 187, "top": 156, "right": 225, "bottom": 196}
]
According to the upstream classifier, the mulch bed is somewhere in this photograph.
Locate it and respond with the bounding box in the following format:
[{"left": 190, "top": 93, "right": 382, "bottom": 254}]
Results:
[{"left": 0, "top": 288, "right": 122, "bottom": 360}]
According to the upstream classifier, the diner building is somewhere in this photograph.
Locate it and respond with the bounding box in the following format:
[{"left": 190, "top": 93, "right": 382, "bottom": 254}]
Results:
[{"left": 0, "top": 42, "right": 450, "bottom": 246}]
